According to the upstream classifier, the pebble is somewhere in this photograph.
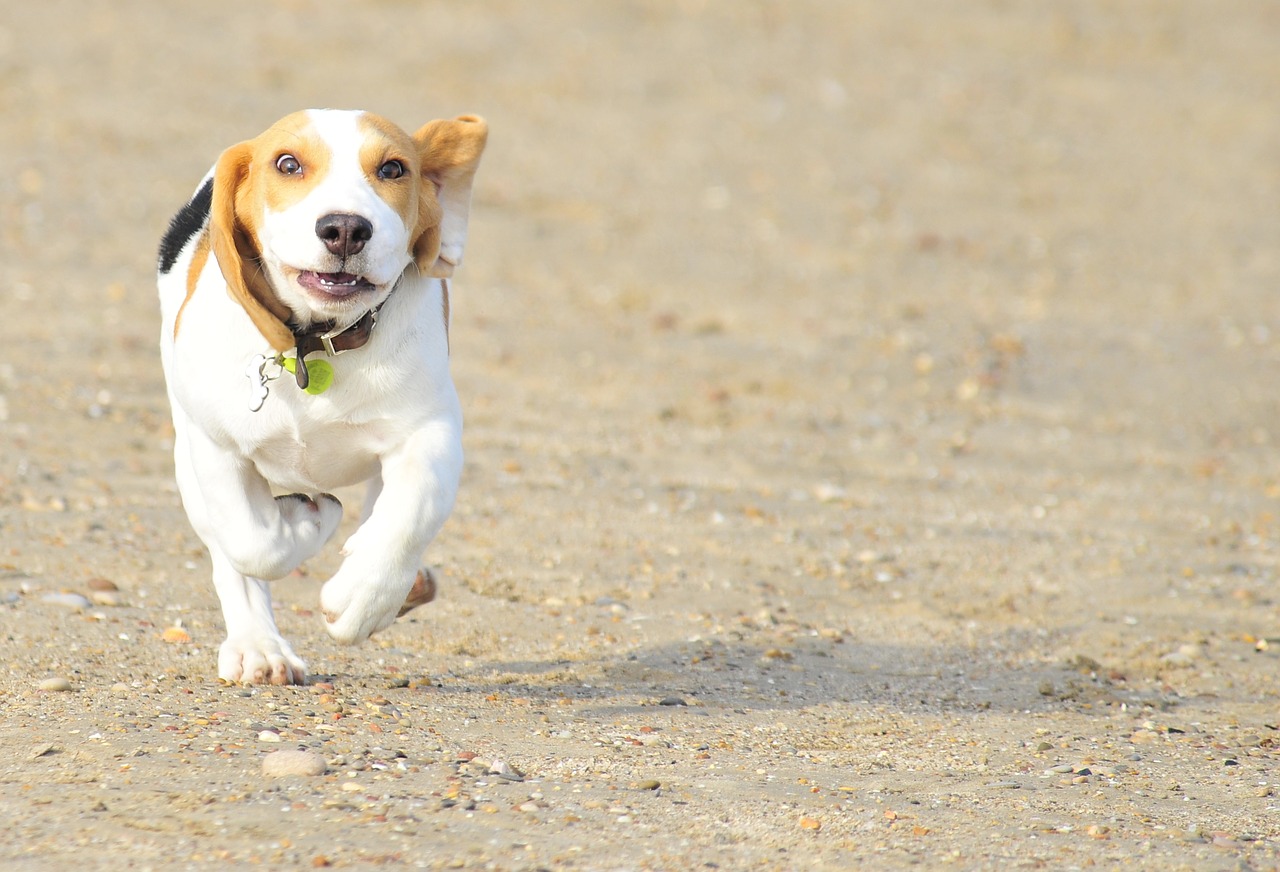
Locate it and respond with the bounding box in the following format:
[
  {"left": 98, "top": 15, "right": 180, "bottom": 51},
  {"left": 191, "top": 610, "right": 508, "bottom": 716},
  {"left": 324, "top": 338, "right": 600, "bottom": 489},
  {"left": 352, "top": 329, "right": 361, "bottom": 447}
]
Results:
[
  {"left": 41, "top": 592, "right": 91, "bottom": 610},
  {"left": 490, "top": 759, "right": 524, "bottom": 782},
  {"left": 89, "top": 590, "right": 121, "bottom": 607},
  {"left": 812, "top": 482, "right": 846, "bottom": 503},
  {"left": 38, "top": 677, "right": 73, "bottom": 692},
  {"left": 1160, "top": 645, "right": 1199, "bottom": 667},
  {"left": 262, "top": 749, "right": 328, "bottom": 777},
  {"left": 658, "top": 696, "right": 687, "bottom": 707},
  {"left": 87, "top": 578, "right": 118, "bottom": 592},
  {"left": 633, "top": 779, "right": 661, "bottom": 791},
  {"left": 258, "top": 730, "right": 282, "bottom": 743},
  {"left": 799, "top": 817, "right": 822, "bottom": 831},
  {"left": 161, "top": 627, "right": 192, "bottom": 644}
]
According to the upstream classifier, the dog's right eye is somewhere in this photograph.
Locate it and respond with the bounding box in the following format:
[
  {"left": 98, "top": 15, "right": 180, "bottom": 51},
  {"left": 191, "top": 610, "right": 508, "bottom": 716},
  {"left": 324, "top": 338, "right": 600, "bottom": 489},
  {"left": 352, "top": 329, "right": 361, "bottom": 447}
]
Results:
[{"left": 276, "top": 154, "right": 302, "bottom": 175}]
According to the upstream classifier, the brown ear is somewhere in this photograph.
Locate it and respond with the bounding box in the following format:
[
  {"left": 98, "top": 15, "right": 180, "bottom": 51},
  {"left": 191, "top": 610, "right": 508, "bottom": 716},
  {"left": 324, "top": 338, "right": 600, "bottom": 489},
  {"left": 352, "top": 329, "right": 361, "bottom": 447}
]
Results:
[
  {"left": 411, "top": 115, "right": 488, "bottom": 277},
  {"left": 209, "top": 141, "right": 296, "bottom": 352}
]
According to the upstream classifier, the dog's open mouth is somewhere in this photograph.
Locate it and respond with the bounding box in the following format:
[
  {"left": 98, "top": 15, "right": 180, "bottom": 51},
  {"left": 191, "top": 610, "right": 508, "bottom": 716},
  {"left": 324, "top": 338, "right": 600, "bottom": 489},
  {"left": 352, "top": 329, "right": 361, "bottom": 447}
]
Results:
[{"left": 297, "top": 271, "right": 376, "bottom": 299}]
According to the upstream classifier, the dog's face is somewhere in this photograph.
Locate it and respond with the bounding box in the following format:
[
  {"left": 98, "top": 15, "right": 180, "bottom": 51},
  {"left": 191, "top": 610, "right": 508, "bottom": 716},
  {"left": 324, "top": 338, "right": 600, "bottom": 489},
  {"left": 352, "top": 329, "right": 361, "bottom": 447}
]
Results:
[{"left": 210, "top": 109, "right": 487, "bottom": 347}]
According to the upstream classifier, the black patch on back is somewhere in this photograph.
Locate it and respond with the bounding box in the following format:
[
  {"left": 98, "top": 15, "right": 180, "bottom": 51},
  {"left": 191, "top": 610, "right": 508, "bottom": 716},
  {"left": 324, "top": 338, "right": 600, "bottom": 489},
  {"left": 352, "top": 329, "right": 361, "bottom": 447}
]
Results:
[{"left": 157, "top": 177, "right": 214, "bottom": 274}]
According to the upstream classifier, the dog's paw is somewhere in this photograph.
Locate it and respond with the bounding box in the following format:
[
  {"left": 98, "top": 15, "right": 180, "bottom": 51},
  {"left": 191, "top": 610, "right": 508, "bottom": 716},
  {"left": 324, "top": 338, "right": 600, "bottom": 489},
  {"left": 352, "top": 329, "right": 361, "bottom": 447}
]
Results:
[
  {"left": 319, "top": 565, "right": 424, "bottom": 645},
  {"left": 276, "top": 492, "right": 343, "bottom": 554},
  {"left": 218, "top": 634, "right": 307, "bottom": 685},
  {"left": 398, "top": 568, "right": 437, "bottom": 617}
]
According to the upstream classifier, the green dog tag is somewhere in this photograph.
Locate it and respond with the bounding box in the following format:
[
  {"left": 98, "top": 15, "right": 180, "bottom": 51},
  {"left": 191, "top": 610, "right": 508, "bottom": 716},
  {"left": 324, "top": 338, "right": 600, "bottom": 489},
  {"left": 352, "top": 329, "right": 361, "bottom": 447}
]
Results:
[{"left": 282, "top": 357, "right": 335, "bottom": 395}]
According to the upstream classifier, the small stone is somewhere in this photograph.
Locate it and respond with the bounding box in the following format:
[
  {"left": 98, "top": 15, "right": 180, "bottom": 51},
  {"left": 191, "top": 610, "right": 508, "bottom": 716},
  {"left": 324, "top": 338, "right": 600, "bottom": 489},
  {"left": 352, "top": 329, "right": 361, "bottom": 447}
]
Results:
[
  {"left": 161, "top": 627, "right": 192, "bottom": 644},
  {"left": 387, "top": 677, "right": 410, "bottom": 689},
  {"left": 517, "top": 801, "right": 541, "bottom": 813},
  {"left": 87, "top": 578, "right": 118, "bottom": 592},
  {"left": 38, "top": 677, "right": 72, "bottom": 692},
  {"left": 1160, "top": 645, "right": 1199, "bottom": 667},
  {"left": 89, "top": 591, "right": 121, "bottom": 607},
  {"left": 258, "top": 730, "right": 282, "bottom": 743},
  {"left": 812, "top": 482, "right": 846, "bottom": 503},
  {"left": 340, "top": 781, "right": 363, "bottom": 792},
  {"left": 262, "top": 749, "right": 327, "bottom": 777},
  {"left": 633, "top": 779, "right": 661, "bottom": 791},
  {"left": 41, "top": 592, "right": 91, "bottom": 610},
  {"left": 28, "top": 744, "right": 56, "bottom": 759},
  {"left": 658, "top": 696, "right": 687, "bottom": 707},
  {"left": 110, "top": 683, "right": 131, "bottom": 697},
  {"left": 800, "top": 817, "right": 822, "bottom": 831},
  {"left": 490, "top": 759, "right": 524, "bottom": 782}
]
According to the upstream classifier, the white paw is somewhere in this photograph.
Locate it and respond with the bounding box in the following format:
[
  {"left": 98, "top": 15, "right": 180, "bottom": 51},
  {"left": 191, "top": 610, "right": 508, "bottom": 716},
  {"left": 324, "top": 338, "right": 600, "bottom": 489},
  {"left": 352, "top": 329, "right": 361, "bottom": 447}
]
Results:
[
  {"left": 219, "top": 634, "right": 307, "bottom": 685},
  {"left": 319, "top": 564, "right": 421, "bottom": 645},
  {"left": 276, "top": 492, "right": 343, "bottom": 556}
]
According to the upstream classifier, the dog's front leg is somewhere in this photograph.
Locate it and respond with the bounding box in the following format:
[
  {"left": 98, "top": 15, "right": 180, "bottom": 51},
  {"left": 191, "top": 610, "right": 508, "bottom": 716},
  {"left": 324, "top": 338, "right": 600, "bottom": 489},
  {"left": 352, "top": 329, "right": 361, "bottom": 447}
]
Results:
[
  {"left": 183, "top": 427, "right": 344, "bottom": 580},
  {"left": 319, "top": 419, "right": 463, "bottom": 644},
  {"left": 178, "top": 426, "right": 343, "bottom": 684}
]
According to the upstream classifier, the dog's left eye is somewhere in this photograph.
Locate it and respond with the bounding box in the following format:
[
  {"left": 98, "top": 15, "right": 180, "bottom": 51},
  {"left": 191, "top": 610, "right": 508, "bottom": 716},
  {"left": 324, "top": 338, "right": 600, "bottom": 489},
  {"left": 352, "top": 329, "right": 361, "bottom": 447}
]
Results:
[{"left": 377, "top": 160, "right": 406, "bottom": 180}]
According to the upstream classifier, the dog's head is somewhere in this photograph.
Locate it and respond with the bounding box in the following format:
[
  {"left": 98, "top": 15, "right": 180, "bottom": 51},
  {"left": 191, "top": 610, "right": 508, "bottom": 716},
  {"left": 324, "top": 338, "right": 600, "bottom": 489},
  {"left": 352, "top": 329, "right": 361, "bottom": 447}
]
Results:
[{"left": 209, "top": 109, "right": 487, "bottom": 350}]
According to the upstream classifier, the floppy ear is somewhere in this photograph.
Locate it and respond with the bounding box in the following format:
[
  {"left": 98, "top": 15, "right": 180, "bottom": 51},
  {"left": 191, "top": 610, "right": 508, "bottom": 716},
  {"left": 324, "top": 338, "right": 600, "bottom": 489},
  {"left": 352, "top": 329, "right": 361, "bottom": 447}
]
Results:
[
  {"left": 412, "top": 115, "right": 488, "bottom": 278},
  {"left": 209, "top": 141, "right": 296, "bottom": 352}
]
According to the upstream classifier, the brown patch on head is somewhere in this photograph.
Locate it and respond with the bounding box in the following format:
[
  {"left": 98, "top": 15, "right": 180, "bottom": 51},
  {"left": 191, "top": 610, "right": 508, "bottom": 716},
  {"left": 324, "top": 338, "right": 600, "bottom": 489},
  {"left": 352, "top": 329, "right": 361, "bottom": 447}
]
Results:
[
  {"left": 253, "top": 112, "right": 332, "bottom": 215},
  {"left": 209, "top": 111, "right": 332, "bottom": 351},
  {"left": 356, "top": 113, "right": 420, "bottom": 228}
]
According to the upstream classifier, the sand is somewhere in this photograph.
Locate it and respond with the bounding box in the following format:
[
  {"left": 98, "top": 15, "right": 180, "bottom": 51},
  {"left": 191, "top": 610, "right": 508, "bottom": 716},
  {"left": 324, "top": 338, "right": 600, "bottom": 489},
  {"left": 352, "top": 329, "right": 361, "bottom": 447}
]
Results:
[{"left": 2, "top": 1, "right": 1280, "bottom": 869}]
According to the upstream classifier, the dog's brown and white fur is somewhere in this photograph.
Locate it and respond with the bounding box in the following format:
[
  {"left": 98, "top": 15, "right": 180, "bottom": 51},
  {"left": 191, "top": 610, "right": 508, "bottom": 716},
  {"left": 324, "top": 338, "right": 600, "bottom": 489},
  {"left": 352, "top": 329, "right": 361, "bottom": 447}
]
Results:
[{"left": 157, "top": 110, "right": 486, "bottom": 684}]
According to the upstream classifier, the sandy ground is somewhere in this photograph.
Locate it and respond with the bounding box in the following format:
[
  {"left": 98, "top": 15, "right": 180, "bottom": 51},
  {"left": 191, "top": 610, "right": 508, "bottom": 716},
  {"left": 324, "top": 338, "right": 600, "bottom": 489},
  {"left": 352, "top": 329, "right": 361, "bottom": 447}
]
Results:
[{"left": 2, "top": 1, "right": 1280, "bottom": 869}]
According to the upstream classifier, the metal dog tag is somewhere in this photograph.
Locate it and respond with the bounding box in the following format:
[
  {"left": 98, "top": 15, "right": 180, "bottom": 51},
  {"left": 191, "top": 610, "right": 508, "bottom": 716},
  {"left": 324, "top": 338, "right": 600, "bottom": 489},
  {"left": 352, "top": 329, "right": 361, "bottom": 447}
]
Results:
[{"left": 245, "top": 354, "right": 271, "bottom": 412}]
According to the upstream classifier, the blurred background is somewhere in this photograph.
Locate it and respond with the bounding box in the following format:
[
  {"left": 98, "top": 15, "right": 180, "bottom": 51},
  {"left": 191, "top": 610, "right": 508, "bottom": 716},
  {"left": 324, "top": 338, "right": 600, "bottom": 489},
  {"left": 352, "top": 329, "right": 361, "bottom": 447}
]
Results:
[{"left": 2, "top": 0, "right": 1279, "bottom": 643}]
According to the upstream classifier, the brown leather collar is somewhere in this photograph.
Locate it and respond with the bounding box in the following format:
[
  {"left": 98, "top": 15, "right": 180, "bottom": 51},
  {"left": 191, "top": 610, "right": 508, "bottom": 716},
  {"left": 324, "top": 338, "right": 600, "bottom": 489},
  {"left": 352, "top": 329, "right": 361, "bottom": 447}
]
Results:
[{"left": 289, "top": 305, "right": 381, "bottom": 390}]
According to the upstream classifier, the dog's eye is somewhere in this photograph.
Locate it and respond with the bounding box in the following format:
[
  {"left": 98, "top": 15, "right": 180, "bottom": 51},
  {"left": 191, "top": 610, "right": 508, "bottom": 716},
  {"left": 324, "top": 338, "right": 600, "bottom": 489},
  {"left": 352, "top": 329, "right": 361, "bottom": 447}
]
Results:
[
  {"left": 276, "top": 154, "right": 302, "bottom": 175},
  {"left": 377, "top": 160, "right": 405, "bottom": 181}
]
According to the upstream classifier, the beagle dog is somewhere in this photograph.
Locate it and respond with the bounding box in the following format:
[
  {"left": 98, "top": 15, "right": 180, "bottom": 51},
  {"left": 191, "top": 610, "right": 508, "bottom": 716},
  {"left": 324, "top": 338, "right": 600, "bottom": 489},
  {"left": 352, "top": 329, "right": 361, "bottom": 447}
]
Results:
[{"left": 157, "top": 109, "right": 487, "bottom": 685}]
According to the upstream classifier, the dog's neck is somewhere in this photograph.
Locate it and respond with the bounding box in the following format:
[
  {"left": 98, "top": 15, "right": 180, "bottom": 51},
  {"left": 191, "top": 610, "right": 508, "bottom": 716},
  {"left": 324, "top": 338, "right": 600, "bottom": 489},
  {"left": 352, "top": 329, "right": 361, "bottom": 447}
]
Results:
[{"left": 286, "top": 307, "right": 383, "bottom": 389}]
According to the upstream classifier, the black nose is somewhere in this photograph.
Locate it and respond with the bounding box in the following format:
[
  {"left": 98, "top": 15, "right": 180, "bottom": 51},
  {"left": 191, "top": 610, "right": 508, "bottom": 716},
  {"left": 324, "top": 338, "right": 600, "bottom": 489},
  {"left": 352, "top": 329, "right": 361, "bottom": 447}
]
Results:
[{"left": 316, "top": 213, "right": 373, "bottom": 257}]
